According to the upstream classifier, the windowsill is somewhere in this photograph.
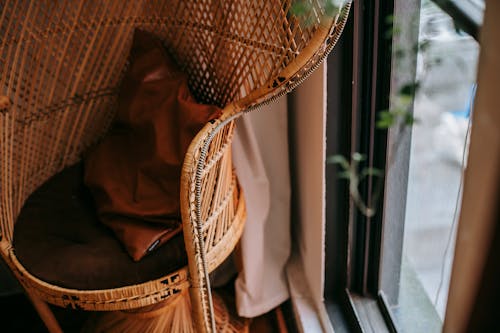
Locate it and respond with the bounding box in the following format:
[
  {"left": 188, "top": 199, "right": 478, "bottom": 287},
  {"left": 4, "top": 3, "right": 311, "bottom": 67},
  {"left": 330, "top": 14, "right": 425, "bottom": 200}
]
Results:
[
  {"left": 389, "top": 257, "right": 442, "bottom": 333},
  {"left": 324, "top": 257, "right": 443, "bottom": 332},
  {"left": 325, "top": 292, "right": 390, "bottom": 333},
  {"left": 287, "top": 254, "right": 334, "bottom": 333}
]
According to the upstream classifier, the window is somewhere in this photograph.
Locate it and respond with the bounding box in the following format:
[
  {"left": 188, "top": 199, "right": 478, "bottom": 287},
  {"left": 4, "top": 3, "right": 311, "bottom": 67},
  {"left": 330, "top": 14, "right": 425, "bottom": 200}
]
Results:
[
  {"left": 325, "top": 0, "right": 484, "bottom": 331},
  {"left": 381, "top": 0, "right": 481, "bottom": 328}
]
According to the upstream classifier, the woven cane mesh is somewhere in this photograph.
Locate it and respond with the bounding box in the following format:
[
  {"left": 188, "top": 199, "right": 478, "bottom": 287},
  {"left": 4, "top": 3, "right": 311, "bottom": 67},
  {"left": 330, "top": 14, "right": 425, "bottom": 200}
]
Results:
[{"left": 0, "top": 0, "right": 335, "bottom": 240}]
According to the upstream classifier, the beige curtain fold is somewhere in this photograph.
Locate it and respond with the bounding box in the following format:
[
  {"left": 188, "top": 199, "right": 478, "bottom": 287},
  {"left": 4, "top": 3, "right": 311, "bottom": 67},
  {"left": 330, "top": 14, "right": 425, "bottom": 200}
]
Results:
[{"left": 232, "top": 96, "right": 292, "bottom": 318}]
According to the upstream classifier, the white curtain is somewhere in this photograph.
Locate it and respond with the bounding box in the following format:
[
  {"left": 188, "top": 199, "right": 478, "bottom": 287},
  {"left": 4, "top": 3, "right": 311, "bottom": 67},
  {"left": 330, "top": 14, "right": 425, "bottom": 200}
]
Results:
[
  {"left": 231, "top": 96, "right": 292, "bottom": 318},
  {"left": 219, "top": 65, "right": 326, "bottom": 320}
]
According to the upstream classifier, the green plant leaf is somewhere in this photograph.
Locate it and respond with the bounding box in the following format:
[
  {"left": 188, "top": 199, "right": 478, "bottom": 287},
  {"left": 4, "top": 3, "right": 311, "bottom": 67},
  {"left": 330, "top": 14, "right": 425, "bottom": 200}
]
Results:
[
  {"left": 338, "top": 170, "right": 352, "bottom": 179},
  {"left": 327, "top": 154, "right": 350, "bottom": 169},
  {"left": 376, "top": 119, "right": 393, "bottom": 129},
  {"left": 379, "top": 110, "right": 395, "bottom": 119},
  {"left": 385, "top": 25, "right": 401, "bottom": 40},
  {"left": 399, "top": 82, "right": 420, "bottom": 97},
  {"left": 324, "top": 2, "right": 339, "bottom": 16},
  {"left": 290, "top": 1, "right": 312, "bottom": 17},
  {"left": 361, "top": 167, "right": 384, "bottom": 178},
  {"left": 404, "top": 112, "right": 417, "bottom": 125},
  {"left": 377, "top": 110, "right": 396, "bottom": 129},
  {"left": 352, "top": 152, "right": 366, "bottom": 162}
]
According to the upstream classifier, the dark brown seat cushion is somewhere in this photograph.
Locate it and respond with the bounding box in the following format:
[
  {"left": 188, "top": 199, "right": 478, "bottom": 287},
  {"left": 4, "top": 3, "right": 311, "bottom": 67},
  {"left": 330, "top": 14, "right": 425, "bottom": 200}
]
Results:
[{"left": 13, "top": 163, "right": 187, "bottom": 290}]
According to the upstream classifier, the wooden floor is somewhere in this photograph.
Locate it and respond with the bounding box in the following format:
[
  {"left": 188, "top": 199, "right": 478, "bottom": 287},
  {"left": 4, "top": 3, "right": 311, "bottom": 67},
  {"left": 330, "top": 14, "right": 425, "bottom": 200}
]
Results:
[{"left": 0, "top": 291, "right": 295, "bottom": 332}]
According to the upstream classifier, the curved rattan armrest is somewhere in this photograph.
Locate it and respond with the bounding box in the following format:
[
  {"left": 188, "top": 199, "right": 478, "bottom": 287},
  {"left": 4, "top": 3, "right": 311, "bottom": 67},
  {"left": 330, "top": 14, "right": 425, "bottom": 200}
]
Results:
[{"left": 181, "top": 104, "right": 245, "bottom": 333}]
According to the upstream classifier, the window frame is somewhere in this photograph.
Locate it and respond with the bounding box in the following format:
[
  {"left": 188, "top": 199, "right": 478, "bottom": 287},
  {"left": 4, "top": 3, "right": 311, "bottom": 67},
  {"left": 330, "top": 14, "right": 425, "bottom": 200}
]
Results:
[
  {"left": 433, "top": 0, "right": 483, "bottom": 39},
  {"left": 324, "top": 0, "right": 482, "bottom": 331}
]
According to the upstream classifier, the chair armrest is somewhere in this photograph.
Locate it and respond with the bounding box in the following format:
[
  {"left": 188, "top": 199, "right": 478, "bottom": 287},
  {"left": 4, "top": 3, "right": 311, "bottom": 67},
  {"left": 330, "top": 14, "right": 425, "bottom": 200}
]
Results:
[{"left": 181, "top": 104, "right": 243, "bottom": 333}]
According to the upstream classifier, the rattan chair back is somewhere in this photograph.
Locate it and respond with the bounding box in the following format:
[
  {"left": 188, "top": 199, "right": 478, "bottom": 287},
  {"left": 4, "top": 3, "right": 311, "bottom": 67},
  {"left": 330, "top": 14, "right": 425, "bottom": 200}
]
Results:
[{"left": 0, "top": 1, "right": 351, "bottom": 332}]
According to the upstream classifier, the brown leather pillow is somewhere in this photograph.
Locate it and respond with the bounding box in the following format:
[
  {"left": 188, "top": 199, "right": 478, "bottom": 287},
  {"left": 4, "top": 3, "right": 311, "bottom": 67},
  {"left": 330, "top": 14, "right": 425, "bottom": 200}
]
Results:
[{"left": 84, "top": 29, "right": 221, "bottom": 261}]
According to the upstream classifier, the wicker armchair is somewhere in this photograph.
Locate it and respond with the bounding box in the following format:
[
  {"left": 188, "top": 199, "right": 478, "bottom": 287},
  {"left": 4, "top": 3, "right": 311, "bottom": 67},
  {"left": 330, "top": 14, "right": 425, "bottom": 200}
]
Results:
[{"left": 0, "top": 1, "right": 350, "bottom": 332}]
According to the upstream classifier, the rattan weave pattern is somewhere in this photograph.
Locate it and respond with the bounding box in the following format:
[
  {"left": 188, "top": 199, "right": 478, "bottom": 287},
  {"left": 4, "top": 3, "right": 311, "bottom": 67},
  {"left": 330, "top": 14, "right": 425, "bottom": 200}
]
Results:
[{"left": 0, "top": 1, "right": 351, "bottom": 332}]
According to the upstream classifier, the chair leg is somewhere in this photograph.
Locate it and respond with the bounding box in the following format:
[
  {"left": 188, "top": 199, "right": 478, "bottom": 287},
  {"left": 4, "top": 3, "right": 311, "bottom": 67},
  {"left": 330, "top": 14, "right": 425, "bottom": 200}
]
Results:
[{"left": 26, "top": 291, "right": 63, "bottom": 333}]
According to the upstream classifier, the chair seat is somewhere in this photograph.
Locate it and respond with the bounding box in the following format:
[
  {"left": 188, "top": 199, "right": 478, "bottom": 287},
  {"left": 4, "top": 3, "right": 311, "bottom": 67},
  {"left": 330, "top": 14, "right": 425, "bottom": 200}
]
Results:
[{"left": 13, "top": 163, "right": 187, "bottom": 291}]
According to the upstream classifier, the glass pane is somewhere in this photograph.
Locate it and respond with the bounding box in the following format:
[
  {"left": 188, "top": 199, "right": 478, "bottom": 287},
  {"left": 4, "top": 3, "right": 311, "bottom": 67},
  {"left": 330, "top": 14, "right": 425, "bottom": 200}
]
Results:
[
  {"left": 468, "top": 0, "right": 485, "bottom": 10},
  {"left": 405, "top": 0, "right": 479, "bottom": 318},
  {"left": 381, "top": 0, "right": 482, "bottom": 331}
]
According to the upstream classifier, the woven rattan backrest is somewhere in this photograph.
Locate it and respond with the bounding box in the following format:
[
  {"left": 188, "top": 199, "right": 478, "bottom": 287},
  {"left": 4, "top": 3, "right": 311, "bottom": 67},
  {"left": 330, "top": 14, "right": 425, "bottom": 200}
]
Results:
[
  {"left": 1, "top": 1, "right": 328, "bottom": 110},
  {"left": 143, "top": 0, "right": 329, "bottom": 107},
  {"left": 0, "top": 1, "right": 341, "bottom": 239}
]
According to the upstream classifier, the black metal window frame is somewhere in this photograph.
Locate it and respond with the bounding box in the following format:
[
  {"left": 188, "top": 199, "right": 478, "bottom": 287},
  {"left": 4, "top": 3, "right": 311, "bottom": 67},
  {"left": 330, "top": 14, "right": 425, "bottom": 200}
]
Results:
[
  {"left": 433, "top": 0, "right": 483, "bottom": 40},
  {"left": 325, "top": 0, "right": 482, "bottom": 331}
]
